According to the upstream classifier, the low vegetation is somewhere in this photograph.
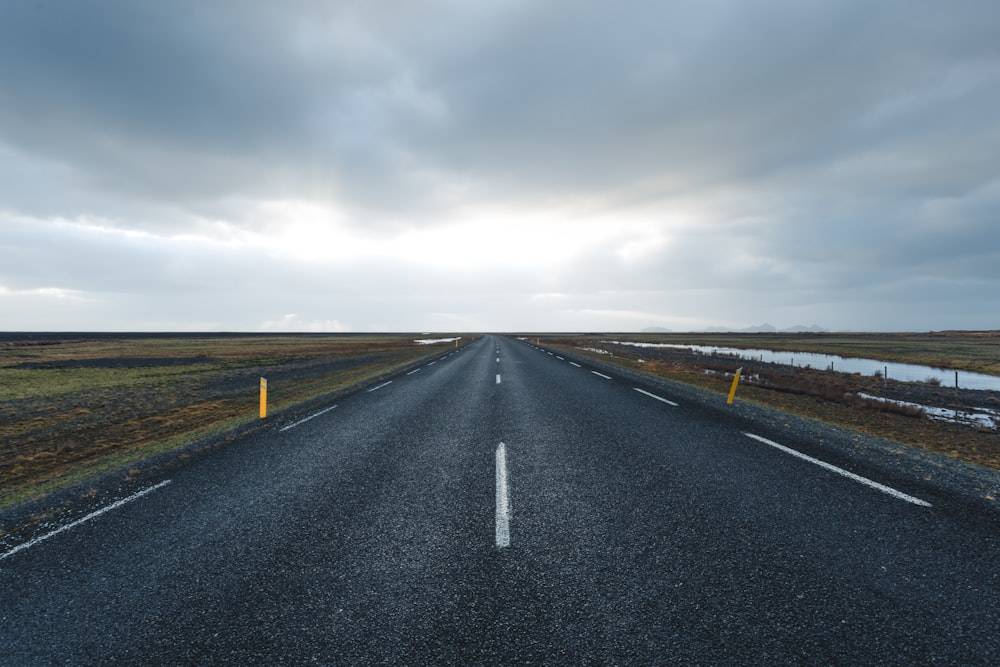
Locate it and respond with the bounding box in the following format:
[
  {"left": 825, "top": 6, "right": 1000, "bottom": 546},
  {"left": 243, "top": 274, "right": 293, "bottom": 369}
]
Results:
[{"left": 0, "top": 334, "right": 462, "bottom": 508}]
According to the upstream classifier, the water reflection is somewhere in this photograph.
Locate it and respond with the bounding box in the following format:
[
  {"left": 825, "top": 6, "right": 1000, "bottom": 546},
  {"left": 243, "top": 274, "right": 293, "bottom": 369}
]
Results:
[{"left": 605, "top": 341, "right": 1000, "bottom": 392}]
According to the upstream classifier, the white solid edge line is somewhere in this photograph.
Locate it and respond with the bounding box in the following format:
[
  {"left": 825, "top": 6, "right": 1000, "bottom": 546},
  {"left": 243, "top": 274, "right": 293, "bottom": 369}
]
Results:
[
  {"left": 279, "top": 405, "right": 338, "bottom": 432},
  {"left": 0, "top": 480, "right": 174, "bottom": 562},
  {"left": 743, "top": 433, "right": 932, "bottom": 507},
  {"left": 496, "top": 442, "right": 511, "bottom": 548},
  {"left": 633, "top": 387, "right": 679, "bottom": 406},
  {"left": 591, "top": 371, "right": 612, "bottom": 379},
  {"left": 570, "top": 362, "right": 582, "bottom": 368}
]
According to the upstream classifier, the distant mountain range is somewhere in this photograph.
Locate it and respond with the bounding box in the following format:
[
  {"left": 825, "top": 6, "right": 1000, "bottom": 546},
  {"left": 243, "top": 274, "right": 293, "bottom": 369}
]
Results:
[{"left": 642, "top": 323, "right": 829, "bottom": 333}]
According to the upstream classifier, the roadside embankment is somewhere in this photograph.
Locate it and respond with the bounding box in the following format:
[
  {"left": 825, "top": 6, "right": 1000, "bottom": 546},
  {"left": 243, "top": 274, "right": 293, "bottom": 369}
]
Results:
[{"left": 0, "top": 333, "right": 471, "bottom": 515}]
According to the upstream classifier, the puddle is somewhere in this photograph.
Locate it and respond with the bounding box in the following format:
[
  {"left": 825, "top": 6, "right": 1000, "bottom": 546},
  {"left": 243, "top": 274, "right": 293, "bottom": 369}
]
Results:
[
  {"left": 604, "top": 341, "right": 1000, "bottom": 392},
  {"left": 858, "top": 393, "right": 1000, "bottom": 430}
]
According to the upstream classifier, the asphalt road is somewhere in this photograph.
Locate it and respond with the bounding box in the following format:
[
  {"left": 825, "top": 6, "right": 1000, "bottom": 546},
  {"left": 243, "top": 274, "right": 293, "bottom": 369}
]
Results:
[{"left": 3, "top": 335, "right": 999, "bottom": 665}]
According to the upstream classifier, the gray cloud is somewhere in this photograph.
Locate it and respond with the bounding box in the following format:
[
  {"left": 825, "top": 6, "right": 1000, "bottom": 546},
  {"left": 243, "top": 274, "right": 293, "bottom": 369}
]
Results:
[{"left": 1, "top": 0, "right": 999, "bottom": 331}]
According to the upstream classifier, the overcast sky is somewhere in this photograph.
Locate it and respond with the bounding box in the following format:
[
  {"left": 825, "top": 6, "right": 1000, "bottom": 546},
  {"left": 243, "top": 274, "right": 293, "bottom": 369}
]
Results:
[{"left": 2, "top": 1, "right": 999, "bottom": 333}]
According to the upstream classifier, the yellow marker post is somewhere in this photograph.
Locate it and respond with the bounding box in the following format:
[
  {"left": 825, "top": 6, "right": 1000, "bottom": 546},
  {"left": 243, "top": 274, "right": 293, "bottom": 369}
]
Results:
[
  {"left": 455, "top": 339, "right": 459, "bottom": 348},
  {"left": 259, "top": 377, "right": 268, "bottom": 419},
  {"left": 727, "top": 367, "right": 743, "bottom": 405}
]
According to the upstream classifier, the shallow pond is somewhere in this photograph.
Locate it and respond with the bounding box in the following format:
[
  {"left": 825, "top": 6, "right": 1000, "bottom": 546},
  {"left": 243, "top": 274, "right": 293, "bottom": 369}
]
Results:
[{"left": 605, "top": 341, "right": 1000, "bottom": 392}]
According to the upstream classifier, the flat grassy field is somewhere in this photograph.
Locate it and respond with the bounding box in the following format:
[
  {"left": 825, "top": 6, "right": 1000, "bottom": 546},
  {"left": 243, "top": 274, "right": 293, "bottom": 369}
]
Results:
[
  {"left": 0, "top": 333, "right": 462, "bottom": 508},
  {"left": 543, "top": 331, "right": 1000, "bottom": 471}
]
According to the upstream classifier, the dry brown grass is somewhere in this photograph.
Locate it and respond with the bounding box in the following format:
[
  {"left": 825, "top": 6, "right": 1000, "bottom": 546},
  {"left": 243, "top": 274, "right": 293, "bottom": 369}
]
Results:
[{"left": 1, "top": 333, "right": 466, "bottom": 507}]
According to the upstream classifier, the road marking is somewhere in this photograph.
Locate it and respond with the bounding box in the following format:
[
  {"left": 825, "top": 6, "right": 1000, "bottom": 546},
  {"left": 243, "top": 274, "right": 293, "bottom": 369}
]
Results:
[
  {"left": 556, "top": 356, "right": 564, "bottom": 360},
  {"left": 496, "top": 374, "right": 502, "bottom": 384},
  {"left": 497, "top": 357, "right": 500, "bottom": 363},
  {"left": 570, "top": 362, "right": 582, "bottom": 368},
  {"left": 743, "top": 433, "right": 932, "bottom": 507},
  {"left": 279, "top": 405, "right": 338, "bottom": 431},
  {"left": 406, "top": 368, "right": 421, "bottom": 375},
  {"left": 496, "top": 442, "right": 511, "bottom": 548},
  {"left": 633, "top": 388, "right": 679, "bottom": 406},
  {"left": 368, "top": 381, "right": 392, "bottom": 393},
  {"left": 428, "top": 361, "right": 436, "bottom": 366},
  {"left": 0, "top": 480, "right": 173, "bottom": 562},
  {"left": 591, "top": 371, "right": 612, "bottom": 380}
]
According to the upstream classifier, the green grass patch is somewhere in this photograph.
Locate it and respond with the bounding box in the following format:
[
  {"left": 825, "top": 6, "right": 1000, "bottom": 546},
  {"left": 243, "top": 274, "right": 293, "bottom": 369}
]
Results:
[
  {"left": 0, "top": 364, "right": 217, "bottom": 401},
  {"left": 0, "top": 333, "right": 465, "bottom": 509}
]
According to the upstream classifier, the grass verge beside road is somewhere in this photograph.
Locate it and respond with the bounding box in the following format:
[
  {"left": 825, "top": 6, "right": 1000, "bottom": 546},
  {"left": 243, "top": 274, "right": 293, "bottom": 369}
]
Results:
[{"left": 0, "top": 333, "right": 464, "bottom": 509}]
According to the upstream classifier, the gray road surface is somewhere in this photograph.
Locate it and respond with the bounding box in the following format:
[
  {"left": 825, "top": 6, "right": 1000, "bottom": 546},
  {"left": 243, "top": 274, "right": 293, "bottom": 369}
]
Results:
[{"left": 2, "top": 335, "right": 999, "bottom": 665}]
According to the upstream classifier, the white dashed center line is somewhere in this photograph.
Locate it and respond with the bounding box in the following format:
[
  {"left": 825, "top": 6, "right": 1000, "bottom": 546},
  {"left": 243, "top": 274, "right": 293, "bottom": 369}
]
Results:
[
  {"left": 591, "top": 371, "right": 612, "bottom": 380},
  {"left": 496, "top": 442, "right": 511, "bottom": 548},
  {"left": 496, "top": 374, "right": 502, "bottom": 384},
  {"left": 368, "top": 381, "right": 392, "bottom": 393}
]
